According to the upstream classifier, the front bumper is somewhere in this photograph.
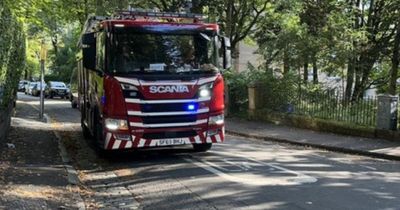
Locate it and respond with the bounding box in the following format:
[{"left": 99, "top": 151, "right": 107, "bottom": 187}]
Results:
[{"left": 102, "top": 126, "right": 225, "bottom": 150}]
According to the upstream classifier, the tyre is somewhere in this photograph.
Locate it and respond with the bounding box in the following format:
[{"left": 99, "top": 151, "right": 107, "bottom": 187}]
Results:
[
  {"left": 71, "top": 101, "right": 78, "bottom": 109},
  {"left": 193, "top": 143, "right": 212, "bottom": 152},
  {"left": 81, "top": 117, "right": 92, "bottom": 139},
  {"left": 94, "top": 112, "right": 105, "bottom": 149}
]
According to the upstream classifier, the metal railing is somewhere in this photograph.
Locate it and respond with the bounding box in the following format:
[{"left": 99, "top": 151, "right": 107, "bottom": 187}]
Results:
[{"left": 292, "top": 90, "right": 378, "bottom": 127}]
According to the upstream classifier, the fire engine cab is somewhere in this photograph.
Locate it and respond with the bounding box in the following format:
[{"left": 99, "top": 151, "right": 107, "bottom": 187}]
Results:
[{"left": 78, "top": 9, "right": 231, "bottom": 152}]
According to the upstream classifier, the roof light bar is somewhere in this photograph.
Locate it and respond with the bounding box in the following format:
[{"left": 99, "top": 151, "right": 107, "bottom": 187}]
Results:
[{"left": 114, "top": 9, "right": 204, "bottom": 23}]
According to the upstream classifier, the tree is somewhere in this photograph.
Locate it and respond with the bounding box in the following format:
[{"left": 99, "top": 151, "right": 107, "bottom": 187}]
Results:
[
  {"left": 388, "top": 7, "right": 400, "bottom": 95},
  {"left": 346, "top": 0, "right": 399, "bottom": 100}
]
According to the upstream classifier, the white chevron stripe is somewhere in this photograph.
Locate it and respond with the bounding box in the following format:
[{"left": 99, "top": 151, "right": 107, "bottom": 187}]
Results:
[
  {"left": 112, "top": 140, "right": 121, "bottom": 149},
  {"left": 215, "top": 134, "right": 221, "bottom": 142},
  {"left": 194, "top": 135, "right": 201, "bottom": 144},
  {"left": 138, "top": 139, "right": 146, "bottom": 147},
  {"left": 105, "top": 133, "right": 112, "bottom": 146},
  {"left": 125, "top": 141, "right": 133, "bottom": 148}
]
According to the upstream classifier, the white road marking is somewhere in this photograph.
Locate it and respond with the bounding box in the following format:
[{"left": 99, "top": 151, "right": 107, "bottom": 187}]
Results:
[
  {"left": 183, "top": 151, "right": 317, "bottom": 186},
  {"left": 360, "top": 165, "right": 377, "bottom": 171}
]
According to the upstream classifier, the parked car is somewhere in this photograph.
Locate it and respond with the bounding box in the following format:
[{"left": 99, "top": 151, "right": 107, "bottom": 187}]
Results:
[
  {"left": 24, "top": 82, "right": 30, "bottom": 94},
  {"left": 31, "top": 82, "right": 46, "bottom": 97},
  {"left": 25, "top": 82, "right": 37, "bottom": 95},
  {"left": 18, "top": 80, "right": 29, "bottom": 92},
  {"left": 69, "top": 68, "right": 79, "bottom": 108},
  {"left": 45, "top": 81, "right": 69, "bottom": 99}
]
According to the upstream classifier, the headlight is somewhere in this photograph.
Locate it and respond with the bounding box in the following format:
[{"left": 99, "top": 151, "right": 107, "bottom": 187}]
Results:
[
  {"left": 121, "top": 83, "right": 139, "bottom": 98},
  {"left": 121, "top": 83, "right": 138, "bottom": 91},
  {"left": 199, "top": 89, "right": 210, "bottom": 97},
  {"left": 198, "top": 82, "right": 213, "bottom": 98},
  {"left": 209, "top": 114, "right": 224, "bottom": 125},
  {"left": 105, "top": 118, "right": 129, "bottom": 131}
]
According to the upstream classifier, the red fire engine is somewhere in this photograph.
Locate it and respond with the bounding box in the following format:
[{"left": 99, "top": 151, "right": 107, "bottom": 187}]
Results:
[{"left": 77, "top": 9, "right": 231, "bottom": 152}]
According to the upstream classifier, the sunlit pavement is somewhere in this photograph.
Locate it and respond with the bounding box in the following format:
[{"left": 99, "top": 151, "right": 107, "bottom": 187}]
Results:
[{"left": 18, "top": 93, "right": 400, "bottom": 210}]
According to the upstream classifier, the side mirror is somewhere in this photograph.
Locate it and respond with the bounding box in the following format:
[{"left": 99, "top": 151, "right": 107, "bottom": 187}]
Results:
[
  {"left": 82, "top": 33, "right": 96, "bottom": 70},
  {"left": 221, "top": 36, "right": 232, "bottom": 69}
]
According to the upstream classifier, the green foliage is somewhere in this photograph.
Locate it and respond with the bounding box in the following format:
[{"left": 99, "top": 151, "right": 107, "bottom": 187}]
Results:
[
  {"left": 0, "top": 2, "right": 26, "bottom": 107},
  {"left": 252, "top": 68, "right": 299, "bottom": 112},
  {"left": 226, "top": 63, "right": 299, "bottom": 114},
  {"left": 224, "top": 69, "right": 249, "bottom": 113},
  {"left": 48, "top": 26, "right": 81, "bottom": 82}
]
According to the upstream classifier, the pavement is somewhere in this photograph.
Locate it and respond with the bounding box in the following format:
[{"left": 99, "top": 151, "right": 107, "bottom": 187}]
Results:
[
  {"left": 226, "top": 118, "right": 400, "bottom": 161},
  {"left": 0, "top": 95, "right": 82, "bottom": 209}
]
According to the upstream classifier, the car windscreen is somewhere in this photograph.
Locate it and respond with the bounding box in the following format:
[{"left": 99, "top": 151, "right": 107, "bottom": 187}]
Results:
[
  {"left": 51, "top": 82, "right": 66, "bottom": 88},
  {"left": 108, "top": 32, "right": 218, "bottom": 75}
]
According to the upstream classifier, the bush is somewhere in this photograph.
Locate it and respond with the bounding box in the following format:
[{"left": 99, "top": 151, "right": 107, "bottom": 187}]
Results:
[
  {"left": 0, "top": 3, "right": 26, "bottom": 107},
  {"left": 225, "top": 64, "right": 300, "bottom": 115},
  {"left": 224, "top": 69, "right": 249, "bottom": 114}
]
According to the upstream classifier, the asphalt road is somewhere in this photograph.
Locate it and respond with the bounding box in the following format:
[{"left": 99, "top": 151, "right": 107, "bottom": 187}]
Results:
[{"left": 19, "top": 93, "right": 400, "bottom": 210}]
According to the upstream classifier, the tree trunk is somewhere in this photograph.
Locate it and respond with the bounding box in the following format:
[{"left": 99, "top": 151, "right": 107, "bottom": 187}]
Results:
[
  {"left": 352, "top": 64, "right": 362, "bottom": 101},
  {"left": 312, "top": 58, "right": 318, "bottom": 84},
  {"left": 389, "top": 22, "right": 400, "bottom": 95},
  {"left": 345, "top": 58, "right": 354, "bottom": 101},
  {"left": 233, "top": 43, "right": 240, "bottom": 72},
  {"left": 51, "top": 35, "right": 58, "bottom": 56},
  {"left": 24, "top": 68, "right": 28, "bottom": 80},
  {"left": 283, "top": 48, "right": 290, "bottom": 75},
  {"left": 303, "top": 61, "right": 308, "bottom": 83}
]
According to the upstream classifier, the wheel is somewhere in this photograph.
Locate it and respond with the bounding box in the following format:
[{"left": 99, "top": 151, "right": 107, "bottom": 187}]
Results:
[
  {"left": 94, "top": 113, "right": 104, "bottom": 149},
  {"left": 71, "top": 101, "right": 78, "bottom": 109},
  {"left": 81, "top": 117, "right": 92, "bottom": 139},
  {"left": 193, "top": 143, "right": 212, "bottom": 152}
]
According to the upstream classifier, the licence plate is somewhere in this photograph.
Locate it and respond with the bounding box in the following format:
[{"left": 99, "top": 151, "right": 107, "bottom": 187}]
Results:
[{"left": 156, "top": 139, "right": 186, "bottom": 146}]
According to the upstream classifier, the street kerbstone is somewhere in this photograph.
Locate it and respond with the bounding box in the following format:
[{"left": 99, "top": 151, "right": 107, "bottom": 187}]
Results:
[{"left": 226, "top": 118, "right": 400, "bottom": 161}]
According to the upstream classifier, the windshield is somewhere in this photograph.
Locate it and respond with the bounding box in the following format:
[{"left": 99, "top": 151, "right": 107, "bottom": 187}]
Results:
[
  {"left": 109, "top": 33, "right": 218, "bottom": 75},
  {"left": 51, "top": 82, "right": 66, "bottom": 88}
]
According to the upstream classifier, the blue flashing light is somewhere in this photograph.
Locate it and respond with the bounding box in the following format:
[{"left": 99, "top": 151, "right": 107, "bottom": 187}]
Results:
[
  {"left": 187, "top": 104, "right": 196, "bottom": 111},
  {"left": 101, "top": 96, "right": 106, "bottom": 105}
]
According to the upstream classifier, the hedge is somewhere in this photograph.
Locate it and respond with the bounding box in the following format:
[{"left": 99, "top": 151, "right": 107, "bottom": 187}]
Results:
[{"left": 0, "top": 1, "right": 26, "bottom": 108}]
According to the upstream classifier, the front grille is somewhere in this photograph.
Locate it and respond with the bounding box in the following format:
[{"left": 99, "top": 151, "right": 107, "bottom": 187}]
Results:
[
  {"left": 142, "top": 115, "right": 196, "bottom": 124},
  {"left": 143, "top": 131, "right": 197, "bottom": 139},
  {"left": 141, "top": 103, "right": 197, "bottom": 112}
]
